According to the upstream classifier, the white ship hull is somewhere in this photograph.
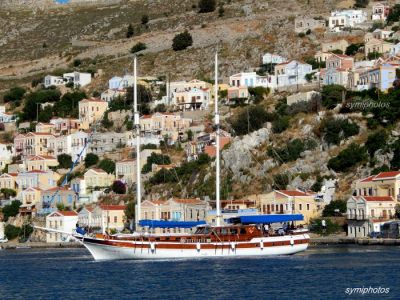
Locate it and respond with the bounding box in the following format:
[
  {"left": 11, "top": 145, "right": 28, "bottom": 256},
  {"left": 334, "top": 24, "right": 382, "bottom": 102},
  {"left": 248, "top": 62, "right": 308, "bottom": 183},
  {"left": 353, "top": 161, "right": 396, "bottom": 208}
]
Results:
[{"left": 79, "top": 234, "right": 309, "bottom": 261}]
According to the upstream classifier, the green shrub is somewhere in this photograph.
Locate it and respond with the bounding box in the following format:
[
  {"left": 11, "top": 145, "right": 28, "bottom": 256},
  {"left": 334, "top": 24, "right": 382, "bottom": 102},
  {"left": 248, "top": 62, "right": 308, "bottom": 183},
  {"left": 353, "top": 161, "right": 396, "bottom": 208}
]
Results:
[
  {"left": 272, "top": 116, "right": 290, "bottom": 133},
  {"left": 268, "top": 138, "right": 317, "bottom": 163},
  {"left": 248, "top": 86, "right": 269, "bottom": 104},
  {"left": 3, "top": 87, "right": 26, "bottom": 103},
  {"left": 198, "top": 0, "right": 216, "bottom": 13},
  {"left": 310, "top": 218, "right": 342, "bottom": 235},
  {"left": 319, "top": 117, "right": 359, "bottom": 145},
  {"left": 130, "top": 42, "right": 147, "bottom": 54},
  {"left": 141, "top": 15, "right": 149, "bottom": 25},
  {"left": 85, "top": 153, "right": 99, "bottom": 168},
  {"left": 327, "top": 143, "right": 368, "bottom": 172},
  {"left": 2, "top": 200, "right": 21, "bottom": 221},
  {"left": 365, "top": 130, "right": 388, "bottom": 157},
  {"left": 321, "top": 85, "right": 346, "bottom": 109},
  {"left": 172, "top": 30, "right": 193, "bottom": 51},
  {"left": 57, "top": 154, "right": 72, "bottom": 169},
  {"left": 322, "top": 200, "right": 347, "bottom": 217},
  {"left": 5, "top": 224, "right": 21, "bottom": 240},
  {"left": 367, "top": 51, "right": 383, "bottom": 60},
  {"left": 230, "top": 105, "right": 274, "bottom": 135},
  {"left": 272, "top": 173, "right": 290, "bottom": 189},
  {"left": 126, "top": 23, "right": 134, "bottom": 38},
  {"left": 142, "top": 153, "right": 172, "bottom": 173},
  {"left": 98, "top": 158, "right": 115, "bottom": 174}
]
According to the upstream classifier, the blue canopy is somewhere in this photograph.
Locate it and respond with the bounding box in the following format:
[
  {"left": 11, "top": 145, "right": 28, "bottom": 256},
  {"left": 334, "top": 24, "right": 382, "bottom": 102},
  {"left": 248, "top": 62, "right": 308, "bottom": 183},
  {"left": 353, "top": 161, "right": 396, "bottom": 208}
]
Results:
[
  {"left": 228, "top": 214, "right": 304, "bottom": 224},
  {"left": 139, "top": 220, "right": 207, "bottom": 228}
]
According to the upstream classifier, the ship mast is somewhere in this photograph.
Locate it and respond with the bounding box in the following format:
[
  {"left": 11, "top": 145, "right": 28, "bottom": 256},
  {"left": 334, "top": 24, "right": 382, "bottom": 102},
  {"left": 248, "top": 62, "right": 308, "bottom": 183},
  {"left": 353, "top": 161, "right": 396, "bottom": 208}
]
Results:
[
  {"left": 134, "top": 56, "right": 141, "bottom": 228},
  {"left": 215, "top": 52, "right": 221, "bottom": 226}
]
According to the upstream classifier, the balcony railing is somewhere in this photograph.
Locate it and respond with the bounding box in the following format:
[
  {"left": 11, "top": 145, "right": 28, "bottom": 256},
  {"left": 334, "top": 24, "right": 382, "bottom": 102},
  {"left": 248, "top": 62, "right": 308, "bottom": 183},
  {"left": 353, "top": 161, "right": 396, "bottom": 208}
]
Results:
[{"left": 347, "top": 214, "right": 392, "bottom": 221}]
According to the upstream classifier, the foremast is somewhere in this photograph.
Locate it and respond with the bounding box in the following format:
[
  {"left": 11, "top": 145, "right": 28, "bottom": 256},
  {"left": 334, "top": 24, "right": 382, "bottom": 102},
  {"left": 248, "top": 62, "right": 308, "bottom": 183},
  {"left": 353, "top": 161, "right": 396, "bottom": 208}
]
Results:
[
  {"left": 134, "top": 56, "right": 141, "bottom": 228},
  {"left": 215, "top": 53, "right": 222, "bottom": 226}
]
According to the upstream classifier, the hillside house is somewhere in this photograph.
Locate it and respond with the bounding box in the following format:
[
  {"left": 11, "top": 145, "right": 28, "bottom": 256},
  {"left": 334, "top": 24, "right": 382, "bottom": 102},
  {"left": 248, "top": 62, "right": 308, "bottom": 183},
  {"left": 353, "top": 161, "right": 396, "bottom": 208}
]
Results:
[
  {"left": 321, "top": 39, "right": 349, "bottom": 53},
  {"left": 229, "top": 72, "right": 276, "bottom": 89},
  {"left": 324, "top": 53, "right": 354, "bottom": 86},
  {"left": 262, "top": 53, "right": 287, "bottom": 64},
  {"left": 0, "top": 173, "right": 18, "bottom": 190},
  {"left": 365, "top": 38, "right": 395, "bottom": 57},
  {"left": 328, "top": 10, "right": 367, "bottom": 32},
  {"left": 84, "top": 168, "right": 115, "bottom": 192},
  {"left": 372, "top": 2, "right": 391, "bottom": 21},
  {"left": 25, "top": 155, "right": 58, "bottom": 171},
  {"left": 294, "top": 16, "right": 326, "bottom": 33},
  {"left": 0, "top": 143, "right": 13, "bottom": 171},
  {"left": 358, "top": 63, "right": 397, "bottom": 91},
  {"left": 40, "top": 186, "right": 78, "bottom": 211},
  {"left": 78, "top": 98, "right": 108, "bottom": 129},
  {"left": 91, "top": 205, "right": 126, "bottom": 233},
  {"left": 274, "top": 60, "right": 312, "bottom": 88}
]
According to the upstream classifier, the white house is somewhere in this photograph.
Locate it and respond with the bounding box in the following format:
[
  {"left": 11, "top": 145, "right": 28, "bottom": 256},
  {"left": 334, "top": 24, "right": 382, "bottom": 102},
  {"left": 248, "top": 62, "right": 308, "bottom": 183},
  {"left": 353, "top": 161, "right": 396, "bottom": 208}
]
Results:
[
  {"left": 229, "top": 72, "right": 276, "bottom": 89},
  {"left": 274, "top": 60, "right": 313, "bottom": 88},
  {"left": 347, "top": 196, "right": 396, "bottom": 238},
  {"left": 45, "top": 210, "right": 78, "bottom": 243},
  {"left": 108, "top": 75, "right": 135, "bottom": 90},
  {"left": 0, "top": 107, "right": 16, "bottom": 123},
  {"left": 373, "top": 29, "right": 394, "bottom": 40},
  {"left": 101, "top": 89, "right": 127, "bottom": 102},
  {"left": 262, "top": 53, "right": 287, "bottom": 65},
  {"left": 0, "top": 143, "right": 13, "bottom": 171},
  {"left": 63, "top": 72, "right": 92, "bottom": 88},
  {"left": 392, "top": 43, "right": 400, "bottom": 55},
  {"left": 44, "top": 75, "right": 65, "bottom": 88},
  {"left": 372, "top": 3, "right": 390, "bottom": 21},
  {"left": 328, "top": 10, "right": 367, "bottom": 32},
  {"left": 172, "top": 87, "right": 211, "bottom": 110}
]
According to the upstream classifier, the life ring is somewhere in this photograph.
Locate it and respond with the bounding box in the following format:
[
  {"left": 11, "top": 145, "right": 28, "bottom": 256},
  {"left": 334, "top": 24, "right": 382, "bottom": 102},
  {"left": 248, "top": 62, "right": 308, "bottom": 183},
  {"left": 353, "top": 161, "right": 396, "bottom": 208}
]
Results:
[{"left": 196, "top": 242, "right": 201, "bottom": 252}]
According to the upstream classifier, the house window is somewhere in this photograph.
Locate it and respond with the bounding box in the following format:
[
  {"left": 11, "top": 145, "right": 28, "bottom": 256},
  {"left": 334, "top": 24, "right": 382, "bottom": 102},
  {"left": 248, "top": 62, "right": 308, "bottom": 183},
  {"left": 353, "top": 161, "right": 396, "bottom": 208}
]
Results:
[
  {"left": 299, "top": 204, "right": 303, "bottom": 211},
  {"left": 114, "top": 216, "right": 117, "bottom": 223},
  {"left": 307, "top": 204, "right": 310, "bottom": 211}
]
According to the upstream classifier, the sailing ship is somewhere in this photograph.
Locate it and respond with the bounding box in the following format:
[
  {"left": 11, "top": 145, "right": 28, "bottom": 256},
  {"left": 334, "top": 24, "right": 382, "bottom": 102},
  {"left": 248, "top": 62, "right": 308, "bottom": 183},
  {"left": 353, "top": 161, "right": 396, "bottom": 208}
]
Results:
[{"left": 37, "top": 54, "right": 310, "bottom": 260}]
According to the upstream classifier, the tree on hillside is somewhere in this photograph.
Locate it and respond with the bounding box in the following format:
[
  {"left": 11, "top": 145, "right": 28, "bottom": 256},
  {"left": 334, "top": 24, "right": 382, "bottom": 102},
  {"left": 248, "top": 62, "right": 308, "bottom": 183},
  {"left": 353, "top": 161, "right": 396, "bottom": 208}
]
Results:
[
  {"left": 98, "top": 158, "right": 115, "bottom": 174},
  {"left": 130, "top": 42, "right": 147, "bottom": 54},
  {"left": 57, "top": 154, "right": 73, "bottom": 169},
  {"left": 2, "top": 200, "right": 22, "bottom": 221},
  {"left": 112, "top": 180, "right": 126, "bottom": 194},
  {"left": 125, "top": 201, "right": 136, "bottom": 229},
  {"left": 354, "top": 0, "right": 369, "bottom": 8},
  {"left": 0, "top": 188, "right": 16, "bottom": 199},
  {"left": 198, "top": 0, "right": 216, "bottom": 13},
  {"left": 322, "top": 200, "right": 347, "bottom": 217},
  {"left": 327, "top": 143, "right": 368, "bottom": 172},
  {"left": 3, "top": 87, "right": 26, "bottom": 104},
  {"left": 321, "top": 85, "right": 346, "bottom": 109},
  {"left": 126, "top": 24, "right": 134, "bottom": 38},
  {"left": 172, "top": 30, "right": 193, "bottom": 51},
  {"left": 141, "top": 15, "right": 149, "bottom": 25},
  {"left": 84, "top": 153, "right": 99, "bottom": 168},
  {"left": 53, "top": 91, "right": 86, "bottom": 118},
  {"left": 142, "top": 153, "right": 171, "bottom": 173}
]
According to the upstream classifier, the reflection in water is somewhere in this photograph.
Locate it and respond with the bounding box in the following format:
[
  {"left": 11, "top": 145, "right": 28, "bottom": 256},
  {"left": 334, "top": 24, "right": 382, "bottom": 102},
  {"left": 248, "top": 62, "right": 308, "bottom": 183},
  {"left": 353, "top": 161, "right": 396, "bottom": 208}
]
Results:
[{"left": 0, "top": 245, "right": 398, "bottom": 299}]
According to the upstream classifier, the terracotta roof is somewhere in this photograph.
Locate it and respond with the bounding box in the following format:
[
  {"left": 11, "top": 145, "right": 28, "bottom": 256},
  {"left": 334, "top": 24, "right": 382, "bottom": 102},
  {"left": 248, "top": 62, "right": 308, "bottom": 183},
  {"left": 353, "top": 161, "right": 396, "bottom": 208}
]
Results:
[
  {"left": 44, "top": 186, "right": 70, "bottom": 192},
  {"left": 276, "top": 190, "right": 310, "bottom": 197},
  {"left": 27, "top": 170, "right": 47, "bottom": 174},
  {"left": 171, "top": 198, "right": 204, "bottom": 204},
  {"left": 374, "top": 171, "right": 400, "bottom": 180},
  {"left": 360, "top": 175, "right": 375, "bottom": 182},
  {"left": 99, "top": 205, "right": 126, "bottom": 211},
  {"left": 4, "top": 173, "right": 18, "bottom": 177},
  {"left": 57, "top": 211, "right": 78, "bottom": 216},
  {"left": 362, "top": 196, "right": 394, "bottom": 202},
  {"left": 151, "top": 200, "right": 166, "bottom": 205}
]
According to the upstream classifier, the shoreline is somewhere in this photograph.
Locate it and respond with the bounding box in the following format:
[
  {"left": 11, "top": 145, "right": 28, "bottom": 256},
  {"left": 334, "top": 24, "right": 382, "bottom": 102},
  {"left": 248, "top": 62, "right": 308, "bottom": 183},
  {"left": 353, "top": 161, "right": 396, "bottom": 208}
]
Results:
[{"left": 2, "top": 236, "right": 400, "bottom": 250}]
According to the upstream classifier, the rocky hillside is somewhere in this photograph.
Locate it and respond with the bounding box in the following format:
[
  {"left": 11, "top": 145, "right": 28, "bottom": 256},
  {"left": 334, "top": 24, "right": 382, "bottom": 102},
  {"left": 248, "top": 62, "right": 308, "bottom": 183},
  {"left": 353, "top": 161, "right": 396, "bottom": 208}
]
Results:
[{"left": 0, "top": 0, "right": 339, "bottom": 92}]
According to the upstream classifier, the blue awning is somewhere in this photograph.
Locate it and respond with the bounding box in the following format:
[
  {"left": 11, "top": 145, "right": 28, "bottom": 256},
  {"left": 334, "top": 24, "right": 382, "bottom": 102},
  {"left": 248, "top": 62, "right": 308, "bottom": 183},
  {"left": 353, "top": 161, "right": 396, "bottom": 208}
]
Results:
[
  {"left": 139, "top": 220, "right": 207, "bottom": 228},
  {"left": 228, "top": 214, "right": 304, "bottom": 224}
]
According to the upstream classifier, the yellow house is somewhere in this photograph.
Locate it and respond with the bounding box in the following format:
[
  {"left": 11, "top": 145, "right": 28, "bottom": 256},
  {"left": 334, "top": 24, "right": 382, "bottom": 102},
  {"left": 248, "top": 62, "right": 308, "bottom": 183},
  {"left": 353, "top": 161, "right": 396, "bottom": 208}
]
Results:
[
  {"left": 21, "top": 187, "right": 42, "bottom": 206},
  {"left": 364, "top": 38, "right": 395, "bottom": 57},
  {"left": 355, "top": 171, "right": 400, "bottom": 199},
  {"left": 0, "top": 173, "right": 18, "bottom": 190},
  {"left": 14, "top": 132, "right": 56, "bottom": 158},
  {"left": 92, "top": 205, "right": 126, "bottom": 233},
  {"left": 253, "top": 190, "right": 323, "bottom": 224},
  {"left": 35, "top": 122, "right": 56, "bottom": 134},
  {"left": 78, "top": 98, "right": 109, "bottom": 129},
  {"left": 84, "top": 168, "right": 115, "bottom": 192},
  {"left": 25, "top": 155, "right": 59, "bottom": 171}
]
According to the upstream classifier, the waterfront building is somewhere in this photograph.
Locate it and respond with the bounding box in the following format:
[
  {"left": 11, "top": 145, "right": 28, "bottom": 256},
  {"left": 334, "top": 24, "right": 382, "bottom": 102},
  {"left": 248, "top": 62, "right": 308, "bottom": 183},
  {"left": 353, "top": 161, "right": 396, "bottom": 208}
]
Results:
[
  {"left": 46, "top": 210, "right": 78, "bottom": 243},
  {"left": 91, "top": 205, "right": 126, "bottom": 233},
  {"left": 250, "top": 190, "right": 322, "bottom": 225}
]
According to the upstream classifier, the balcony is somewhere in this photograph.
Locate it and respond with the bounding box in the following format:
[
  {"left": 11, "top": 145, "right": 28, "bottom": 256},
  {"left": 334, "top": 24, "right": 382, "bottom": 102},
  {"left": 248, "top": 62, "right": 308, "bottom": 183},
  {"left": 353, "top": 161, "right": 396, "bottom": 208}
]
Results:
[{"left": 347, "top": 214, "right": 368, "bottom": 220}]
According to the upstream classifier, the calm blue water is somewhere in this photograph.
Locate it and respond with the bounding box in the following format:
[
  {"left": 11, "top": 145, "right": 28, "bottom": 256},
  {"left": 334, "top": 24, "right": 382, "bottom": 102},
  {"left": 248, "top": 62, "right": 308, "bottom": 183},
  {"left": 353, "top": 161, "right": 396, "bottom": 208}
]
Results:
[{"left": 0, "top": 245, "right": 399, "bottom": 299}]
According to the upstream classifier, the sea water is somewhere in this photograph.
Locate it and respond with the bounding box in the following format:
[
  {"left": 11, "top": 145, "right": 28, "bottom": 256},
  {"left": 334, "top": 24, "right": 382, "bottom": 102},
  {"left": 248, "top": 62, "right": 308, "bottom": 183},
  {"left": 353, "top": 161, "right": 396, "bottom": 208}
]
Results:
[{"left": 0, "top": 245, "right": 399, "bottom": 299}]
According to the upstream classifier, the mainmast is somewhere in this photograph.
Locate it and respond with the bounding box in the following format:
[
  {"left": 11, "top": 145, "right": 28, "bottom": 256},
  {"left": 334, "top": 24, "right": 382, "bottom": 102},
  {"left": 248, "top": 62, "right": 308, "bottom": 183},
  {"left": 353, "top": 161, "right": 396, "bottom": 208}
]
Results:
[
  {"left": 215, "top": 53, "right": 221, "bottom": 226},
  {"left": 134, "top": 56, "right": 141, "bottom": 227}
]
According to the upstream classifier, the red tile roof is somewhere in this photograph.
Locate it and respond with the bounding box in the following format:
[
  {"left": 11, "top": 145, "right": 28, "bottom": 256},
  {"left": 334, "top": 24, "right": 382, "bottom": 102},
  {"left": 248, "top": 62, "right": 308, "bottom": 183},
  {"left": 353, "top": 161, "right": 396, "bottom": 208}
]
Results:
[
  {"left": 79, "top": 98, "right": 106, "bottom": 103},
  {"left": 360, "top": 175, "right": 375, "bottom": 182},
  {"left": 57, "top": 211, "right": 78, "bottom": 216},
  {"left": 362, "top": 196, "right": 394, "bottom": 202},
  {"left": 99, "top": 205, "right": 126, "bottom": 211},
  {"left": 171, "top": 198, "right": 203, "bottom": 204},
  {"left": 374, "top": 171, "right": 400, "bottom": 180},
  {"left": 276, "top": 190, "right": 309, "bottom": 197}
]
